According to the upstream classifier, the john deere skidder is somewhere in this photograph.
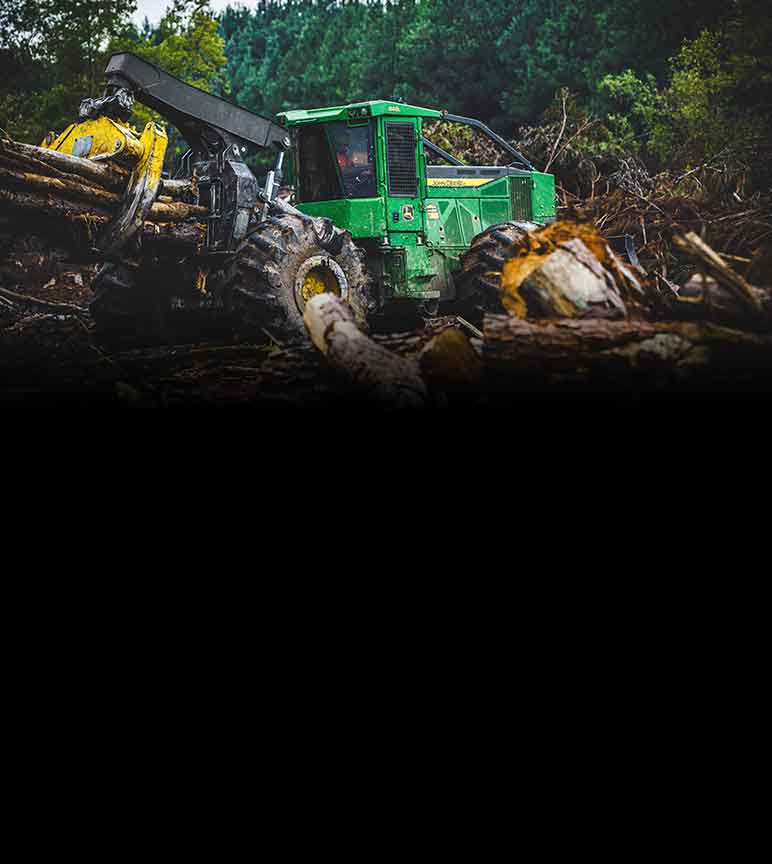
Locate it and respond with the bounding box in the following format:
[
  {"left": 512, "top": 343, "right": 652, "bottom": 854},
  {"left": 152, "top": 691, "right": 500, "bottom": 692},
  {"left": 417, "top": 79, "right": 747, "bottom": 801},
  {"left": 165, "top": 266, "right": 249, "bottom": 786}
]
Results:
[{"left": 41, "top": 53, "right": 556, "bottom": 339}]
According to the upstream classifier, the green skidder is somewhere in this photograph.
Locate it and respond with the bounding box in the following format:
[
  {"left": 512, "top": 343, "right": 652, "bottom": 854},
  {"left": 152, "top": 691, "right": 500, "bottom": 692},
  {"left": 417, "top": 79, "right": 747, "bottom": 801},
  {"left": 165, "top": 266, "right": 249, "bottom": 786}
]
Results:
[{"left": 262, "top": 100, "right": 555, "bottom": 330}]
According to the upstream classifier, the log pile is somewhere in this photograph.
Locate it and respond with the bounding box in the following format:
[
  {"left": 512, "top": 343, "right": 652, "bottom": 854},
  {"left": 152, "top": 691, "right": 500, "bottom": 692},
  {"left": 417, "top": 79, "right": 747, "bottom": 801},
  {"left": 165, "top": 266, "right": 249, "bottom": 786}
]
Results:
[{"left": 0, "top": 136, "right": 206, "bottom": 261}]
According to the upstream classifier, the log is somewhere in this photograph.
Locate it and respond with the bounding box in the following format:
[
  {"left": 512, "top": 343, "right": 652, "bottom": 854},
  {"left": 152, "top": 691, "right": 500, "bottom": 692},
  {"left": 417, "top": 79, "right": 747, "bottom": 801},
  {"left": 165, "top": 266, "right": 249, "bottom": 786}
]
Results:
[
  {"left": 499, "top": 222, "right": 635, "bottom": 318},
  {"left": 483, "top": 314, "right": 772, "bottom": 385},
  {"left": 0, "top": 285, "right": 88, "bottom": 316},
  {"left": 0, "top": 164, "right": 121, "bottom": 208},
  {"left": 0, "top": 186, "right": 205, "bottom": 253},
  {"left": 673, "top": 232, "right": 765, "bottom": 317},
  {"left": 673, "top": 273, "right": 772, "bottom": 330},
  {"left": 0, "top": 164, "right": 206, "bottom": 222},
  {"left": 303, "top": 293, "right": 429, "bottom": 407},
  {"left": 0, "top": 139, "right": 199, "bottom": 204},
  {"left": 0, "top": 138, "right": 130, "bottom": 192},
  {"left": 148, "top": 199, "right": 209, "bottom": 223},
  {"left": 160, "top": 178, "right": 198, "bottom": 202},
  {"left": 517, "top": 237, "right": 627, "bottom": 319},
  {"left": 0, "top": 152, "right": 116, "bottom": 193},
  {"left": 0, "top": 147, "right": 207, "bottom": 222},
  {"left": 419, "top": 327, "right": 483, "bottom": 393}
]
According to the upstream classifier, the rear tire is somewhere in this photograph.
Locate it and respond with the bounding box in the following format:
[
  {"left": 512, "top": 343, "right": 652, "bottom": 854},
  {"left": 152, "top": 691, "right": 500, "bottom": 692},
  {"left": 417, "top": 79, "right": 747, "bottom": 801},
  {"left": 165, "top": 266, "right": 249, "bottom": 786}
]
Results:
[
  {"left": 227, "top": 213, "right": 374, "bottom": 341},
  {"left": 457, "top": 221, "right": 538, "bottom": 313}
]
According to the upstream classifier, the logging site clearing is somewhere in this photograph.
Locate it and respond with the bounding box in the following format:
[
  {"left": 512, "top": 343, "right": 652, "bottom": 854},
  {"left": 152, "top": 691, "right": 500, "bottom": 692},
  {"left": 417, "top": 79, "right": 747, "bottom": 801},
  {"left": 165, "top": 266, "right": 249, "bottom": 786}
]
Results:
[{"left": 1, "top": 49, "right": 771, "bottom": 408}]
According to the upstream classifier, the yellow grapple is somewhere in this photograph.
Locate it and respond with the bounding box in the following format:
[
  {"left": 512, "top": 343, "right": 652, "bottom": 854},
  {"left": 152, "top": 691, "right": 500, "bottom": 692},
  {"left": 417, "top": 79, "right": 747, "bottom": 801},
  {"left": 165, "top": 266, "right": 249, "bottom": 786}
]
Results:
[{"left": 41, "top": 115, "right": 167, "bottom": 254}]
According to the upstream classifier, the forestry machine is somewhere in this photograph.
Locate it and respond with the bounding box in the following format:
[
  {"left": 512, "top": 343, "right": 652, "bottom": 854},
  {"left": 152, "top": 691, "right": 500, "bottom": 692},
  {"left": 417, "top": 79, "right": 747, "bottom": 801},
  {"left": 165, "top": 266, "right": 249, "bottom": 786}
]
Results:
[{"left": 41, "top": 52, "right": 556, "bottom": 341}]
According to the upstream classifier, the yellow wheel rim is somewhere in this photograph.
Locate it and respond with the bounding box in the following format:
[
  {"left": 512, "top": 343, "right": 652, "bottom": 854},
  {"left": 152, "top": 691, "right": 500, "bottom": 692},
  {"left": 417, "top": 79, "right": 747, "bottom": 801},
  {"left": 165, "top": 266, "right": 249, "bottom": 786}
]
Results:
[{"left": 300, "top": 265, "right": 341, "bottom": 304}]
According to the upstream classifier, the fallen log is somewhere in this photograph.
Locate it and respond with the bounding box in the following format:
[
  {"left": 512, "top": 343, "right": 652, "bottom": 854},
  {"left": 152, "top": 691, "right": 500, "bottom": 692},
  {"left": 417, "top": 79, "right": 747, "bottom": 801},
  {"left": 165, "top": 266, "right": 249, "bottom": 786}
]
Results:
[
  {"left": 0, "top": 165, "right": 208, "bottom": 223},
  {"left": 673, "top": 232, "right": 768, "bottom": 321},
  {"left": 673, "top": 273, "right": 772, "bottom": 330},
  {"left": 517, "top": 237, "right": 627, "bottom": 319},
  {"left": 0, "top": 186, "right": 205, "bottom": 255},
  {"left": 0, "top": 285, "right": 88, "bottom": 316},
  {"left": 304, "top": 293, "right": 429, "bottom": 407},
  {"left": 483, "top": 314, "right": 772, "bottom": 385},
  {"left": 0, "top": 164, "right": 121, "bottom": 208},
  {"left": 419, "top": 327, "right": 483, "bottom": 394}
]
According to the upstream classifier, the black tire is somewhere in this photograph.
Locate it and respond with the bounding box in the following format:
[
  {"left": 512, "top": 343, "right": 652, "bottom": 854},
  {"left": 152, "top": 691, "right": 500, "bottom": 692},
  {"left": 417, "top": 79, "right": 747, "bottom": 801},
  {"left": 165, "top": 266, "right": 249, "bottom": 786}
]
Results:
[
  {"left": 457, "top": 221, "right": 539, "bottom": 312},
  {"left": 89, "top": 263, "right": 170, "bottom": 348},
  {"left": 227, "top": 212, "right": 374, "bottom": 340}
]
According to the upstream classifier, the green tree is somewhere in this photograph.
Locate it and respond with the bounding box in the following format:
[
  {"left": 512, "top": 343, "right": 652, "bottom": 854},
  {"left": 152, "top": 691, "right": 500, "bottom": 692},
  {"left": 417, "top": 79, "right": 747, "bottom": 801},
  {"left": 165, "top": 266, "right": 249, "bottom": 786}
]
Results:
[
  {"left": 0, "top": 0, "right": 138, "bottom": 140},
  {"left": 110, "top": 0, "right": 227, "bottom": 166}
]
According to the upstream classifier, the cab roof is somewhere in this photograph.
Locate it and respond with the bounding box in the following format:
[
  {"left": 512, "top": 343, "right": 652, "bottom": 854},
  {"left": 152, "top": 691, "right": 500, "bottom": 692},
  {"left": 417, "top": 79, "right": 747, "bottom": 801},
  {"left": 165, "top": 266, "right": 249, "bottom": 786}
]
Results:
[{"left": 277, "top": 100, "right": 443, "bottom": 126}]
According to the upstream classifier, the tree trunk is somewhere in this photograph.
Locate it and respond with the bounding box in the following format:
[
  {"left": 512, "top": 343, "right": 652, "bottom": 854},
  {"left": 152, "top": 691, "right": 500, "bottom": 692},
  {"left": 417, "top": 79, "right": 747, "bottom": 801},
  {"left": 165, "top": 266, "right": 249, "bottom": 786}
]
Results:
[
  {"left": 483, "top": 314, "right": 772, "bottom": 387},
  {"left": 304, "top": 293, "right": 429, "bottom": 407}
]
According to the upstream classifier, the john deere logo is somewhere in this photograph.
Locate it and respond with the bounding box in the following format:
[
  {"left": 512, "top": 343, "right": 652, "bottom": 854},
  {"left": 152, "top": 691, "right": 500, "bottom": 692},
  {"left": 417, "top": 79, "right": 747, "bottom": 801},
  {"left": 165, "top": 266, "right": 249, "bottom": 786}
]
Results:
[{"left": 402, "top": 205, "right": 414, "bottom": 221}]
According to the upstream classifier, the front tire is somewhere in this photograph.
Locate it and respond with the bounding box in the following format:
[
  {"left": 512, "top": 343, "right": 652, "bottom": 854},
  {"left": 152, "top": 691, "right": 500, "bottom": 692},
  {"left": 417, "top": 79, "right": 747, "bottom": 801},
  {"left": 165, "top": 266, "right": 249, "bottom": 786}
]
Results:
[{"left": 229, "top": 213, "right": 374, "bottom": 340}]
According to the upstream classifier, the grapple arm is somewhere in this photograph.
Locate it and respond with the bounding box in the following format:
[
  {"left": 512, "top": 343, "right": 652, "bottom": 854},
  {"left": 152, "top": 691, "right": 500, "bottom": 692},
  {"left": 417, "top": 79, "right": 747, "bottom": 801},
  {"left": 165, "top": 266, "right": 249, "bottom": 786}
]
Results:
[
  {"left": 65, "top": 53, "right": 290, "bottom": 257},
  {"left": 103, "top": 53, "right": 289, "bottom": 159}
]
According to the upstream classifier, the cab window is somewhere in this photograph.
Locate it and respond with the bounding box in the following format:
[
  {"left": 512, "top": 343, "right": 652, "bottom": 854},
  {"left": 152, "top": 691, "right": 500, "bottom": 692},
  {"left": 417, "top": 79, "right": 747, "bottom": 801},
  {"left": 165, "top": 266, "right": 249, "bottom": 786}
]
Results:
[
  {"left": 326, "top": 122, "right": 376, "bottom": 198},
  {"left": 297, "top": 125, "right": 340, "bottom": 203}
]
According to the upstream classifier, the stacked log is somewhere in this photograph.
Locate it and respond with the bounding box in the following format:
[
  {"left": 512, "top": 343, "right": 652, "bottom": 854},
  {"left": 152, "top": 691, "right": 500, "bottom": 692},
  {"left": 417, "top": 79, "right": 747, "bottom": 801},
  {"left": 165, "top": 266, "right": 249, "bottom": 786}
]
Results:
[{"left": 0, "top": 136, "right": 206, "bottom": 260}]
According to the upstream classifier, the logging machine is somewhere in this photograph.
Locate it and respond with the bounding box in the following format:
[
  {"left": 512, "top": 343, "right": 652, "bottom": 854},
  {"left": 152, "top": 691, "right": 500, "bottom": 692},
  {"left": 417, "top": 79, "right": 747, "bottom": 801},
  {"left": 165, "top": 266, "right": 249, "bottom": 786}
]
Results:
[{"left": 41, "top": 52, "right": 556, "bottom": 339}]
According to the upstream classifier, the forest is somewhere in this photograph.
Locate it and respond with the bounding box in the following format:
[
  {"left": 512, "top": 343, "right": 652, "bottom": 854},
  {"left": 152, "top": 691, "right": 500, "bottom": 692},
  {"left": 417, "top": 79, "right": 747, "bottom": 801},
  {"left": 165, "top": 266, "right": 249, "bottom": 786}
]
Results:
[
  {"left": 1, "top": 0, "right": 769, "bottom": 184},
  {"left": 0, "top": 1, "right": 771, "bottom": 407}
]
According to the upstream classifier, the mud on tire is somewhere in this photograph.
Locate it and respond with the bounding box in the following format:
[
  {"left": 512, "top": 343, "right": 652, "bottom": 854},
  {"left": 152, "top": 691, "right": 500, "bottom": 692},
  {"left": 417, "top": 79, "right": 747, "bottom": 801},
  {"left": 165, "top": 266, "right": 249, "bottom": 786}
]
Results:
[
  {"left": 227, "top": 212, "right": 374, "bottom": 340},
  {"left": 457, "top": 221, "right": 539, "bottom": 312}
]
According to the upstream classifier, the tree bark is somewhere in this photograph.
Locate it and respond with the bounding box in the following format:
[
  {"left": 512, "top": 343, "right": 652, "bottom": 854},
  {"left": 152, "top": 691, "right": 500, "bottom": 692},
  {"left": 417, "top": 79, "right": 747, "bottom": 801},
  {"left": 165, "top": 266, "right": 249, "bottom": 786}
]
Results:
[
  {"left": 0, "top": 187, "right": 205, "bottom": 255},
  {"left": 304, "top": 293, "right": 429, "bottom": 407},
  {"left": 0, "top": 138, "right": 130, "bottom": 191},
  {"left": 483, "top": 314, "right": 772, "bottom": 383}
]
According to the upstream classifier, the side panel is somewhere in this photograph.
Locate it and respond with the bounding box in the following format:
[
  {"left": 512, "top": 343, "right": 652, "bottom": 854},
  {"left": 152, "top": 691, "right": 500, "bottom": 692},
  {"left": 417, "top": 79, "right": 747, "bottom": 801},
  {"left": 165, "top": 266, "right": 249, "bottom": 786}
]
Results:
[
  {"left": 531, "top": 171, "right": 556, "bottom": 221},
  {"left": 297, "top": 199, "right": 386, "bottom": 239}
]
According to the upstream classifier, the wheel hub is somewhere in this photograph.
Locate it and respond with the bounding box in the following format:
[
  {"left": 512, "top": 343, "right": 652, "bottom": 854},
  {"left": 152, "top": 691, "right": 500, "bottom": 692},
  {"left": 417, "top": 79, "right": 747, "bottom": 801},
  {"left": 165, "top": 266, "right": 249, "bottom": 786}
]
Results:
[{"left": 294, "top": 255, "right": 349, "bottom": 313}]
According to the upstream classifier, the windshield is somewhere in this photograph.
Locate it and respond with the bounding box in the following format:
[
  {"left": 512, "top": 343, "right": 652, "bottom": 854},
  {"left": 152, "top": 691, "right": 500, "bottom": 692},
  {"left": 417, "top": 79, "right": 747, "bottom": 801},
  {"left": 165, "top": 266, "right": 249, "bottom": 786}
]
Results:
[{"left": 327, "top": 122, "right": 376, "bottom": 198}]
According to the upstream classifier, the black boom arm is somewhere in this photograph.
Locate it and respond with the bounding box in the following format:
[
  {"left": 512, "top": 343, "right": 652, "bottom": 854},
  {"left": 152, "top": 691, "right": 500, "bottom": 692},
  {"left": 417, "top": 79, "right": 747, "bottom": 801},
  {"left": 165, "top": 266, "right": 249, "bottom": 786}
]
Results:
[
  {"left": 89, "top": 53, "right": 290, "bottom": 254},
  {"left": 103, "top": 53, "right": 289, "bottom": 158}
]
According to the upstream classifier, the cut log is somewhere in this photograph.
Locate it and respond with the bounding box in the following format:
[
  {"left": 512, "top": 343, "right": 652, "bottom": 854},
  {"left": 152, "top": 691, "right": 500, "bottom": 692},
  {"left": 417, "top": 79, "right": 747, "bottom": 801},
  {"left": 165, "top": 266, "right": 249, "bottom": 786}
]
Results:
[
  {"left": 0, "top": 138, "right": 130, "bottom": 191},
  {"left": 419, "top": 327, "right": 483, "bottom": 393},
  {"left": 0, "top": 164, "right": 121, "bottom": 208},
  {"left": 517, "top": 237, "right": 627, "bottom": 319},
  {"left": 673, "top": 273, "right": 772, "bottom": 330},
  {"left": 498, "top": 220, "right": 639, "bottom": 319},
  {"left": 0, "top": 187, "right": 205, "bottom": 254},
  {"left": 483, "top": 314, "right": 772, "bottom": 385},
  {"left": 147, "top": 199, "right": 208, "bottom": 222},
  {"left": 303, "top": 293, "right": 429, "bottom": 407}
]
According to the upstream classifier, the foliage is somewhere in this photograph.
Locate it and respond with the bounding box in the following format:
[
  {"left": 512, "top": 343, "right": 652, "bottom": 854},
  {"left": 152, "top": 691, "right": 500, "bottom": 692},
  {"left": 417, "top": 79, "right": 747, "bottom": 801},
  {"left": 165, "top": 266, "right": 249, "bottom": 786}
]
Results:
[
  {"left": 110, "top": 0, "right": 226, "bottom": 165},
  {"left": 0, "top": 0, "right": 770, "bottom": 189},
  {"left": 0, "top": 0, "right": 137, "bottom": 141}
]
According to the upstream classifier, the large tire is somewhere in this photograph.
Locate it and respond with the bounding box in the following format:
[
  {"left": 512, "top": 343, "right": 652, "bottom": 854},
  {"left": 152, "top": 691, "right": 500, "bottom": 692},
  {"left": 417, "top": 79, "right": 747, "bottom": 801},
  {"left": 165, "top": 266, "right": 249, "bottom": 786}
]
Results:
[
  {"left": 457, "top": 221, "right": 539, "bottom": 313},
  {"left": 228, "top": 213, "right": 374, "bottom": 341}
]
